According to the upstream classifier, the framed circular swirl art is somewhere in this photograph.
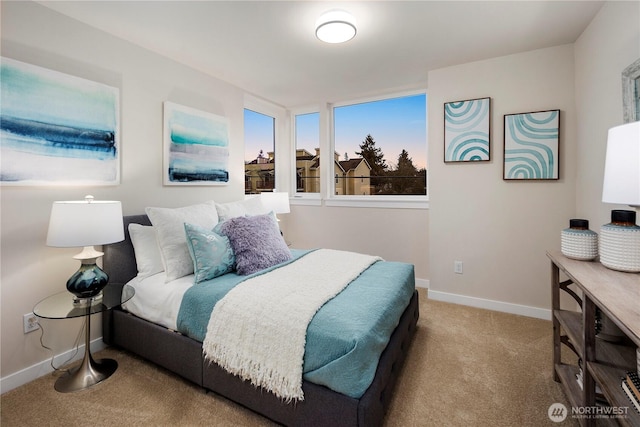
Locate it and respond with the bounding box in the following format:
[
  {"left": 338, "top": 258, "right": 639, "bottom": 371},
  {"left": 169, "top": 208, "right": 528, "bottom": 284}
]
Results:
[
  {"left": 443, "top": 97, "right": 491, "bottom": 163},
  {"left": 503, "top": 109, "right": 560, "bottom": 180}
]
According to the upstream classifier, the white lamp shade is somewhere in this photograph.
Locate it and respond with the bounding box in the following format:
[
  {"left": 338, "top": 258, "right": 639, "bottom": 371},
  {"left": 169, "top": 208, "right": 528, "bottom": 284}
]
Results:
[
  {"left": 260, "top": 192, "right": 290, "bottom": 214},
  {"left": 47, "top": 198, "right": 124, "bottom": 247},
  {"left": 315, "top": 10, "right": 357, "bottom": 44},
  {"left": 602, "top": 121, "right": 640, "bottom": 206}
]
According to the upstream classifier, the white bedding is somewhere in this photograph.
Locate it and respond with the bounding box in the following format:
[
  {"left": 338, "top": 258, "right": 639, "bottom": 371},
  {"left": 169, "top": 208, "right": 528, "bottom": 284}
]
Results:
[{"left": 122, "top": 272, "right": 193, "bottom": 330}]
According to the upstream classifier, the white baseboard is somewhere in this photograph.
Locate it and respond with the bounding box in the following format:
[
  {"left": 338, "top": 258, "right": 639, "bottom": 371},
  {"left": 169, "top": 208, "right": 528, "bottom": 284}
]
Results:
[
  {"left": 415, "top": 278, "right": 429, "bottom": 289},
  {"left": 0, "top": 338, "right": 107, "bottom": 394},
  {"left": 427, "top": 289, "right": 551, "bottom": 320}
]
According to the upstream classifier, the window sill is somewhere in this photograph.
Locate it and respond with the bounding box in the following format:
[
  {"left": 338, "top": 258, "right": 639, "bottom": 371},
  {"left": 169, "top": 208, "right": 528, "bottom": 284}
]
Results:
[
  {"left": 290, "top": 195, "right": 322, "bottom": 207},
  {"left": 289, "top": 194, "right": 429, "bottom": 209},
  {"left": 325, "top": 197, "right": 429, "bottom": 210}
]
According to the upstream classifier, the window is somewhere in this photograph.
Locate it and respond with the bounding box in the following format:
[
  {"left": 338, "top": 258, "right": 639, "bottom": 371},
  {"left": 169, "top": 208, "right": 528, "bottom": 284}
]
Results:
[
  {"left": 333, "top": 93, "right": 427, "bottom": 196},
  {"left": 294, "top": 112, "right": 320, "bottom": 194},
  {"left": 244, "top": 109, "right": 275, "bottom": 194}
]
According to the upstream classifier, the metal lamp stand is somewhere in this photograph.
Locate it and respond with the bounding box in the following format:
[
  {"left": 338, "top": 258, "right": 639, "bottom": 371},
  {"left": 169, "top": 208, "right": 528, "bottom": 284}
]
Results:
[{"left": 54, "top": 305, "right": 117, "bottom": 393}]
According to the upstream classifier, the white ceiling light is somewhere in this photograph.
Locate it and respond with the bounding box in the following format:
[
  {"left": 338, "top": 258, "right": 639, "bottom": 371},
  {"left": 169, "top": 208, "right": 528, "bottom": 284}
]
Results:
[{"left": 315, "top": 9, "right": 357, "bottom": 44}]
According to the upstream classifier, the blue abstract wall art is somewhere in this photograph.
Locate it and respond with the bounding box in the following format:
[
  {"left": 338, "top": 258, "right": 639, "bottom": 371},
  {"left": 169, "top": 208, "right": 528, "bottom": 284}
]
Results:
[
  {"left": 444, "top": 97, "right": 491, "bottom": 162},
  {"left": 0, "top": 57, "right": 120, "bottom": 185},
  {"left": 503, "top": 110, "right": 560, "bottom": 180},
  {"left": 163, "top": 102, "right": 229, "bottom": 185}
]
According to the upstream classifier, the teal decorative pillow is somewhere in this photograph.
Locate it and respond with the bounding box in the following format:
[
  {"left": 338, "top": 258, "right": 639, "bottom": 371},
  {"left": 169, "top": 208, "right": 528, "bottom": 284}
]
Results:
[{"left": 184, "top": 223, "right": 235, "bottom": 283}]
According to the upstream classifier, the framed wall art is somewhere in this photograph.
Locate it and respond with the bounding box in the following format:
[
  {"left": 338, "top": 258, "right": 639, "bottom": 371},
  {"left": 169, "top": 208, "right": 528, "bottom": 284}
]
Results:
[
  {"left": 622, "top": 57, "right": 640, "bottom": 123},
  {"left": 163, "top": 101, "right": 230, "bottom": 186},
  {"left": 0, "top": 57, "right": 120, "bottom": 185},
  {"left": 444, "top": 97, "right": 491, "bottom": 162},
  {"left": 503, "top": 110, "right": 560, "bottom": 180}
]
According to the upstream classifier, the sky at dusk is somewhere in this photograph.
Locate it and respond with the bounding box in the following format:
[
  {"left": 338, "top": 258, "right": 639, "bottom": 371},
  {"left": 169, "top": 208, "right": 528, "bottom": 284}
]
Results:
[{"left": 245, "top": 93, "right": 427, "bottom": 170}]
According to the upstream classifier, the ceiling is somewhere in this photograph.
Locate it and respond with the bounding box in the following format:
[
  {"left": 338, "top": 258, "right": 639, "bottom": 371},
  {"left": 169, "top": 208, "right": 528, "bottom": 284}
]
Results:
[{"left": 38, "top": 1, "right": 604, "bottom": 108}]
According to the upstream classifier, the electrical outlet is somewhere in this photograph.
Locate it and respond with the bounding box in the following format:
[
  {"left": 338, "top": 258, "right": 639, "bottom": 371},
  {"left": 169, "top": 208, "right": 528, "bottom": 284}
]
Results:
[
  {"left": 23, "top": 313, "right": 39, "bottom": 334},
  {"left": 454, "top": 260, "right": 463, "bottom": 274}
]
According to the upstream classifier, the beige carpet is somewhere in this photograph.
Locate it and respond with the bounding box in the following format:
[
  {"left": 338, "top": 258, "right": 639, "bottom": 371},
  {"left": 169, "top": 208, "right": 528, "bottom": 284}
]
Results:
[{"left": 1, "top": 292, "right": 577, "bottom": 426}]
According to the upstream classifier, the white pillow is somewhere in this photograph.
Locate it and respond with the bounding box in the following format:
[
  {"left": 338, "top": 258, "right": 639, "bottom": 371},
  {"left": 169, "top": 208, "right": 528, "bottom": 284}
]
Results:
[
  {"left": 128, "top": 224, "right": 164, "bottom": 279},
  {"left": 145, "top": 201, "right": 218, "bottom": 282},
  {"left": 215, "top": 196, "right": 268, "bottom": 221}
]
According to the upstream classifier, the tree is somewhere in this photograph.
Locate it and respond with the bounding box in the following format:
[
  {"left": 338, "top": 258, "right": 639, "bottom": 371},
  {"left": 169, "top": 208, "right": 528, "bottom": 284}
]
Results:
[
  {"left": 356, "top": 134, "right": 388, "bottom": 176},
  {"left": 396, "top": 149, "right": 416, "bottom": 174},
  {"left": 392, "top": 149, "right": 425, "bottom": 195},
  {"left": 355, "top": 134, "right": 388, "bottom": 192}
]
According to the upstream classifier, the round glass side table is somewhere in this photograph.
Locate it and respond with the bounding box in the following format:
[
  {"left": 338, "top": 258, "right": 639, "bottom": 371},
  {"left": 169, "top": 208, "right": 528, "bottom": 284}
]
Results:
[{"left": 33, "top": 284, "right": 134, "bottom": 393}]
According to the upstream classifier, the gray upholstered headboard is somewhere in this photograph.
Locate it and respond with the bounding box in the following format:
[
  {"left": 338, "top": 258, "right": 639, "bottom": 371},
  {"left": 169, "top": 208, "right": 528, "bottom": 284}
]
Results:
[{"left": 103, "top": 214, "right": 151, "bottom": 286}]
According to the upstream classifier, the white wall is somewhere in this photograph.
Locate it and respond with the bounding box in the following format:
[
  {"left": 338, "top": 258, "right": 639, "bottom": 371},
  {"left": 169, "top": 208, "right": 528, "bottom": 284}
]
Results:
[
  {"left": 574, "top": 1, "right": 640, "bottom": 225},
  {"left": 427, "top": 44, "right": 577, "bottom": 316},
  {"left": 0, "top": 1, "right": 248, "bottom": 382},
  {"left": 283, "top": 205, "right": 429, "bottom": 281}
]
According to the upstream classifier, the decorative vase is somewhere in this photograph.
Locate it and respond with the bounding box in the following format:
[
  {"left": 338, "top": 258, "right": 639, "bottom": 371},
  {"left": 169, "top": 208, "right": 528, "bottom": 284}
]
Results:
[
  {"left": 599, "top": 210, "right": 640, "bottom": 273},
  {"left": 561, "top": 219, "right": 598, "bottom": 261}
]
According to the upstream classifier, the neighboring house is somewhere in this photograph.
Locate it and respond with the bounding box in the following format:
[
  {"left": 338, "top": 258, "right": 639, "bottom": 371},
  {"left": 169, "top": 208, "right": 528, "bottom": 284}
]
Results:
[
  {"left": 248, "top": 148, "right": 371, "bottom": 195},
  {"left": 245, "top": 150, "right": 275, "bottom": 194},
  {"left": 336, "top": 156, "right": 371, "bottom": 196},
  {"left": 295, "top": 148, "right": 320, "bottom": 193}
]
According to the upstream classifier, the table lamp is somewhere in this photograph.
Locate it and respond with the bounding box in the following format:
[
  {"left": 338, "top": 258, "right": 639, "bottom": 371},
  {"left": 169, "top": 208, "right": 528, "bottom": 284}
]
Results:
[
  {"left": 600, "top": 121, "right": 640, "bottom": 273},
  {"left": 260, "top": 191, "right": 291, "bottom": 222},
  {"left": 46, "top": 195, "right": 124, "bottom": 299}
]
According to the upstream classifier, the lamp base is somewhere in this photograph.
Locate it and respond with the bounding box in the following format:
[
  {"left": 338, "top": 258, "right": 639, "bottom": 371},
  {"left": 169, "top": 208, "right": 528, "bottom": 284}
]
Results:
[
  {"left": 55, "top": 357, "right": 117, "bottom": 393},
  {"left": 66, "top": 261, "right": 109, "bottom": 299},
  {"left": 54, "top": 302, "right": 117, "bottom": 392}
]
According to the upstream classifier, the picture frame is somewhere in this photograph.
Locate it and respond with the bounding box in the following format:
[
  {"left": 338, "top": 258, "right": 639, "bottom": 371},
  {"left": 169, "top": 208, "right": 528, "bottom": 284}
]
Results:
[
  {"left": 163, "top": 101, "right": 230, "bottom": 186},
  {"left": 622, "top": 57, "right": 640, "bottom": 123},
  {"left": 0, "top": 57, "right": 120, "bottom": 186},
  {"left": 444, "top": 97, "right": 491, "bottom": 163},
  {"left": 503, "top": 110, "right": 560, "bottom": 180}
]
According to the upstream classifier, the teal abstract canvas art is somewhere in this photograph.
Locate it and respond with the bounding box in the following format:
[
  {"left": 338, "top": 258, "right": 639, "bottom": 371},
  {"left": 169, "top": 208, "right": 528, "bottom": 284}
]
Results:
[
  {"left": 0, "top": 57, "right": 120, "bottom": 185},
  {"left": 163, "top": 101, "right": 229, "bottom": 185}
]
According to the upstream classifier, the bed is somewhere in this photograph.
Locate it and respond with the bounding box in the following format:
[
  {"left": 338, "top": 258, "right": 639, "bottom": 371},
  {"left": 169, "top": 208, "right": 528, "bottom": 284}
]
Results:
[{"left": 102, "top": 205, "right": 419, "bottom": 427}]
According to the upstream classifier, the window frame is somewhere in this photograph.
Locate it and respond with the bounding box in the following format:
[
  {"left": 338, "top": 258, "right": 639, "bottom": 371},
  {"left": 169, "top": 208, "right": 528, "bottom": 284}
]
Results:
[
  {"left": 244, "top": 95, "right": 287, "bottom": 196},
  {"left": 327, "top": 90, "right": 429, "bottom": 209},
  {"left": 287, "top": 91, "right": 429, "bottom": 209},
  {"left": 291, "top": 106, "right": 322, "bottom": 204}
]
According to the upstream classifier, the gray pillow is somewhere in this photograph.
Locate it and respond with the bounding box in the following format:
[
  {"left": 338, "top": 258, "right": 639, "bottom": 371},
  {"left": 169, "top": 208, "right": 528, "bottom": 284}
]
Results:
[{"left": 216, "top": 213, "right": 291, "bottom": 275}]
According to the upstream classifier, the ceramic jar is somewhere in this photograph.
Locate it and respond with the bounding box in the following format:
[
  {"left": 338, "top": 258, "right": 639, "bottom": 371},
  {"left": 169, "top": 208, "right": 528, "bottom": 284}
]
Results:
[
  {"left": 599, "top": 210, "right": 640, "bottom": 273},
  {"left": 561, "top": 219, "right": 598, "bottom": 261}
]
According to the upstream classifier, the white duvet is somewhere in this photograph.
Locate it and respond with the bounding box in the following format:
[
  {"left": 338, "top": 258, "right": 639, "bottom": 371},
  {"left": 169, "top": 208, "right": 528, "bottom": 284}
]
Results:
[{"left": 122, "top": 272, "right": 193, "bottom": 330}]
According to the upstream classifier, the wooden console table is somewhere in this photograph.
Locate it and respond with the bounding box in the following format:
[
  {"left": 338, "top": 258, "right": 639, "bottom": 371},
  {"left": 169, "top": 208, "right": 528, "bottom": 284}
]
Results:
[{"left": 549, "top": 250, "right": 640, "bottom": 426}]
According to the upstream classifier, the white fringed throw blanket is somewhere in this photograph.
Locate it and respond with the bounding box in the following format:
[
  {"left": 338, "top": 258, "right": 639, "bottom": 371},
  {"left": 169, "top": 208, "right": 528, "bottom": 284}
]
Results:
[{"left": 202, "top": 249, "right": 382, "bottom": 402}]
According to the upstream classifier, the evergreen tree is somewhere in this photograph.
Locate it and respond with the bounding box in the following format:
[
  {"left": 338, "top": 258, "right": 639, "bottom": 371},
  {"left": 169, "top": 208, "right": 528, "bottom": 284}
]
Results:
[
  {"left": 392, "top": 149, "right": 426, "bottom": 195},
  {"left": 356, "top": 134, "right": 388, "bottom": 193},
  {"left": 356, "top": 134, "right": 388, "bottom": 176},
  {"left": 396, "top": 149, "right": 416, "bottom": 175}
]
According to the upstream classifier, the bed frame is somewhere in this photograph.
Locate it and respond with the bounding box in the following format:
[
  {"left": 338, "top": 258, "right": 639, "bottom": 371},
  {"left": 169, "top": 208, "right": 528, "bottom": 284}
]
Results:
[{"left": 102, "top": 215, "right": 419, "bottom": 427}]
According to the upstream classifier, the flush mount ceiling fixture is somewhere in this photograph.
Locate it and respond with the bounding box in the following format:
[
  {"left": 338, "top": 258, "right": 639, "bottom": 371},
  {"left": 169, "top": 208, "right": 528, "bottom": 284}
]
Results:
[{"left": 315, "top": 9, "right": 357, "bottom": 44}]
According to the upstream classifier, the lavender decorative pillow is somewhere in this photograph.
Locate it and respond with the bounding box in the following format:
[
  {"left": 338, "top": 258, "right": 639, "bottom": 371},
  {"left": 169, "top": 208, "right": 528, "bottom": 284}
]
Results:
[{"left": 217, "top": 213, "right": 291, "bottom": 275}]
